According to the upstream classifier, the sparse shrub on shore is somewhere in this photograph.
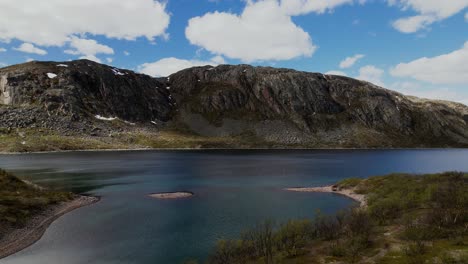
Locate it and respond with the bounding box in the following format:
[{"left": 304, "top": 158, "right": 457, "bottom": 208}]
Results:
[{"left": 206, "top": 172, "right": 468, "bottom": 264}]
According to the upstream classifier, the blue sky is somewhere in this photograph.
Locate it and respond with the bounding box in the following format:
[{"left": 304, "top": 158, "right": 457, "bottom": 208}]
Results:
[{"left": 0, "top": 0, "right": 467, "bottom": 104}]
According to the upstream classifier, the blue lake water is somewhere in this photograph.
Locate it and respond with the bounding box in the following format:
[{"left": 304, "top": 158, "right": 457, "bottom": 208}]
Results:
[{"left": 0, "top": 149, "right": 467, "bottom": 264}]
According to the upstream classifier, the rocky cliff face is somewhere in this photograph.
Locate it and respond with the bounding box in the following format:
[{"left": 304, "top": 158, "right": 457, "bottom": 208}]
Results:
[
  {"left": 0, "top": 60, "right": 467, "bottom": 148},
  {"left": 169, "top": 65, "right": 468, "bottom": 147},
  {"left": 0, "top": 60, "right": 173, "bottom": 123}
]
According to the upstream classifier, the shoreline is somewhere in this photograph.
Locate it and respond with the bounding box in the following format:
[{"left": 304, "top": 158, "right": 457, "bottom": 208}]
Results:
[
  {"left": 0, "top": 195, "right": 99, "bottom": 259},
  {"left": 285, "top": 186, "right": 367, "bottom": 208},
  {"left": 0, "top": 147, "right": 463, "bottom": 155}
]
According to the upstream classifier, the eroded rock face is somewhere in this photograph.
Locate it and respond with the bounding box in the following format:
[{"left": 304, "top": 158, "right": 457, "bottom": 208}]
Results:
[
  {"left": 168, "top": 65, "right": 468, "bottom": 147},
  {"left": 0, "top": 75, "right": 10, "bottom": 105},
  {"left": 0, "top": 61, "right": 467, "bottom": 147},
  {"left": 0, "top": 60, "right": 173, "bottom": 122}
]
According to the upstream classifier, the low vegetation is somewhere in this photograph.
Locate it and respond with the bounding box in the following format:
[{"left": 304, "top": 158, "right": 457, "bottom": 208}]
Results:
[
  {"left": 0, "top": 169, "right": 73, "bottom": 236},
  {"left": 0, "top": 127, "right": 281, "bottom": 153},
  {"left": 201, "top": 172, "right": 468, "bottom": 264}
]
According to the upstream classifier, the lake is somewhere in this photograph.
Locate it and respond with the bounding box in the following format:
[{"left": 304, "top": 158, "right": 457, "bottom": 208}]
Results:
[{"left": 1, "top": 149, "right": 467, "bottom": 264}]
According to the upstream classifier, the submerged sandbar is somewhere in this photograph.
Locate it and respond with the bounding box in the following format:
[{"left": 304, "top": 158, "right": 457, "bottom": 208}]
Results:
[{"left": 149, "top": 192, "right": 194, "bottom": 199}]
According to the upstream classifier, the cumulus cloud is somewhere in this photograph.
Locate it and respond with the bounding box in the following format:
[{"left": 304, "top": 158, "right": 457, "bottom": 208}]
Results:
[
  {"left": 390, "top": 41, "right": 468, "bottom": 85},
  {"left": 186, "top": 0, "right": 316, "bottom": 62},
  {"left": 465, "top": 12, "right": 468, "bottom": 21},
  {"left": 325, "top": 70, "right": 348, "bottom": 76},
  {"left": 78, "top": 55, "right": 102, "bottom": 63},
  {"left": 0, "top": 48, "right": 6, "bottom": 52},
  {"left": 390, "top": 81, "right": 468, "bottom": 105},
  {"left": 0, "top": 0, "right": 170, "bottom": 46},
  {"left": 138, "top": 56, "right": 225, "bottom": 77},
  {"left": 185, "top": 0, "right": 368, "bottom": 62},
  {"left": 14, "top": 43, "right": 47, "bottom": 55},
  {"left": 389, "top": 0, "right": 468, "bottom": 33},
  {"left": 356, "top": 65, "right": 385, "bottom": 86},
  {"left": 339, "top": 54, "right": 365, "bottom": 69},
  {"left": 64, "top": 37, "right": 114, "bottom": 63},
  {"left": 279, "top": 0, "right": 356, "bottom": 15}
]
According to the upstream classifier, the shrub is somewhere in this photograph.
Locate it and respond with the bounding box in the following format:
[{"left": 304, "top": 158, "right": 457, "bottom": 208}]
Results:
[
  {"left": 241, "top": 220, "right": 276, "bottom": 263},
  {"left": 275, "top": 219, "right": 313, "bottom": 257}
]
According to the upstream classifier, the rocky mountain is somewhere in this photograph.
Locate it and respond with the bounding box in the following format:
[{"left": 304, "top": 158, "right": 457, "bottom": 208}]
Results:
[{"left": 0, "top": 60, "right": 467, "bottom": 150}]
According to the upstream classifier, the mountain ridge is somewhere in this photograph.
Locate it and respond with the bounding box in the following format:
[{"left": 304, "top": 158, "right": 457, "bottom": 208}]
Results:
[{"left": 0, "top": 60, "right": 467, "bottom": 151}]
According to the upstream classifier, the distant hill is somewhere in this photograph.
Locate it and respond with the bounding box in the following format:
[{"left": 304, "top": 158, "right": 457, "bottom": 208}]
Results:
[{"left": 0, "top": 60, "right": 467, "bottom": 151}]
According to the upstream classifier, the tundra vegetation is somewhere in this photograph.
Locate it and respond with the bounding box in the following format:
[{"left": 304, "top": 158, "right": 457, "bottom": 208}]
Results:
[
  {"left": 200, "top": 172, "right": 468, "bottom": 264},
  {"left": 0, "top": 169, "right": 73, "bottom": 238}
]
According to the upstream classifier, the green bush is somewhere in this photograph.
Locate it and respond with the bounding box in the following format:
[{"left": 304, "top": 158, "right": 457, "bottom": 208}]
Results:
[{"left": 275, "top": 219, "right": 313, "bottom": 257}]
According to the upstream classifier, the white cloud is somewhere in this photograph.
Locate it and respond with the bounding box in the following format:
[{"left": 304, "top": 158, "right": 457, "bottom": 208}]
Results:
[
  {"left": 106, "top": 58, "right": 113, "bottom": 63},
  {"left": 14, "top": 43, "right": 47, "bottom": 55},
  {"left": 325, "top": 70, "right": 348, "bottom": 76},
  {"left": 0, "top": 48, "right": 6, "bottom": 52},
  {"left": 279, "top": 0, "right": 356, "bottom": 15},
  {"left": 0, "top": 62, "right": 7, "bottom": 67},
  {"left": 138, "top": 57, "right": 223, "bottom": 77},
  {"left": 124, "top": 51, "right": 130, "bottom": 56},
  {"left": 356, "top": 65, "right": 385, "bottom": 86},
  {"left": 392, "top": 15, "right": 436, "bottom": 33},
  {"left": 186, "top": 0, "right": 317, "bottom": 62},
  {"left": 0, "top": 0, "right": 170, "bottom": 46},
  {"left": 390, "top": 81, "right": 468, "bottom": 105},
  {"left": 79, "top": 55, "right": 102, "bottom": 63},
  {"left": 339, "top": 54, "right": 365, "bottom": 69},
  {"left": 389, "top": 0, "right": 468, "bottom": 33},
  {"left": 465, "top": 12, "right": 468, "bottom": 21},
  {"left": 390, "top": 41, "right": 468, "bottom": 85},
  {"left": 186, "top": 0, "right": 368, "bottom": 62},
  {"left": 210, "top": 55, "right": 226, "bottom": 64},
  {"left": 65, "top": 37, "right": 114, "bottom": 57}
]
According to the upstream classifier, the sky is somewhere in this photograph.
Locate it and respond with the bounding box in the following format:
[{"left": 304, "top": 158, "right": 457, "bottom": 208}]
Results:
[{"left": 0, "top": 0, "right": 467, "bottom": 105}]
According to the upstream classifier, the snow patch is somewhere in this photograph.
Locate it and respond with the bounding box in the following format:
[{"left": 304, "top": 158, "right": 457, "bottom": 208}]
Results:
[
  {"left": 112, "top": 68, "right": 126, "bottom": 76},
  {"left": 57, "top": 64, "right": 68, "bottom": 67},
  {"left": 47, "top": 73, "right": 57, "bottom": 79},
  {"left": 123, "top": 120, "right": 135, "bottom": 126},
  {"left": 95, "top": 115, "right": 117, "bottom": 121},
  {"left": 151, "top": 121, "right": 158, "bottom": 125},
  {"left": 166, "top": 87, "right": 170, "bottom": 90}
]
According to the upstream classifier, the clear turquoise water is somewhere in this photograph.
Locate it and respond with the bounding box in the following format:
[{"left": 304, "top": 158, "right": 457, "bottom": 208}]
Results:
[{"left": 1, "top": 149, "right": 467, "bottom": 264}]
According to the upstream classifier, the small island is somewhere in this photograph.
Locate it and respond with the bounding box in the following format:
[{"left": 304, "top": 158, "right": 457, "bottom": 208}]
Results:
[
  {"left": 149, "top": 192, "right": 194, "bottom": 199},
  {"left": 0, "top": 169, "right": 99, "bottom": 259}
]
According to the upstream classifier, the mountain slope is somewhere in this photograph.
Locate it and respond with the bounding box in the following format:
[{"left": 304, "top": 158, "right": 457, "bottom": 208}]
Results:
[
  {"left": 0, "top": 60, "right": 467, "bottom": 150},
  {"left": 169, "top": 65, "right": 468, "bottom": 147}
]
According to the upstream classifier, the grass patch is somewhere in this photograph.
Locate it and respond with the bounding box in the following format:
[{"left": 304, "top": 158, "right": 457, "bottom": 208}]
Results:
[{"left": 0, "top": 169, "right": 73, "bottom": 232}]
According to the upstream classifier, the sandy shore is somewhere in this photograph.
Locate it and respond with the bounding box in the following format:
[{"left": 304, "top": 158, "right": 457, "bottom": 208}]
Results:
[
  {"left": 0, "top": 195, "right": 99, "bottom": 259},
  {"left": 285, "top": 186, "right": 367, "bottom": 208},
  {"left": 149, "top": 192, "right": 194, "bottom": 199}
]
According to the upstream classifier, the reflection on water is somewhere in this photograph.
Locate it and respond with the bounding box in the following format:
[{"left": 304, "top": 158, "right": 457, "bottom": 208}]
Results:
[
  {"left": 12, "top": 168, "right": 138, "bottom": 194},
  {"left": 0, "top": 149, "right": 467, "bottom": 264}
]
